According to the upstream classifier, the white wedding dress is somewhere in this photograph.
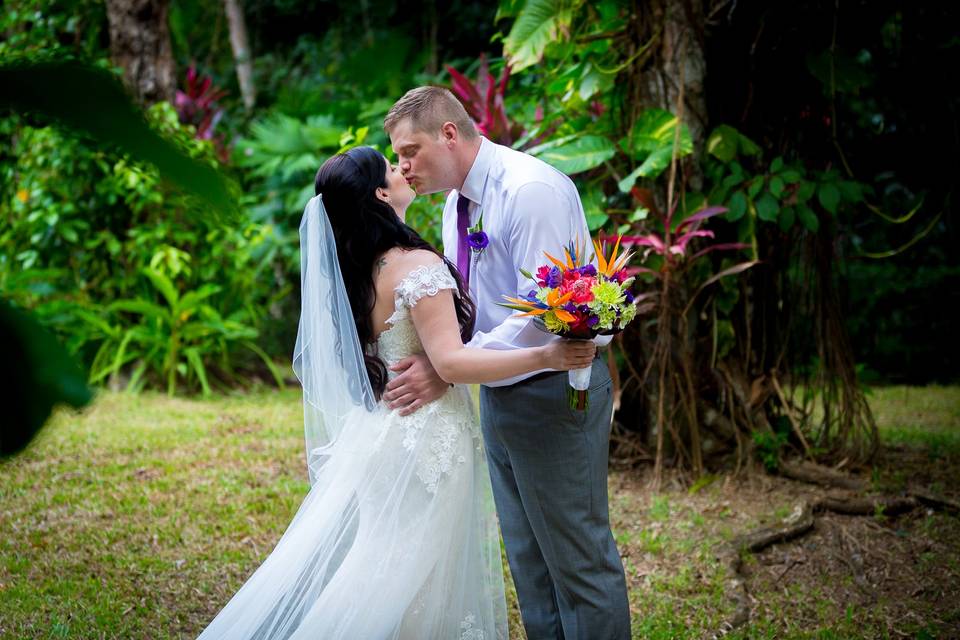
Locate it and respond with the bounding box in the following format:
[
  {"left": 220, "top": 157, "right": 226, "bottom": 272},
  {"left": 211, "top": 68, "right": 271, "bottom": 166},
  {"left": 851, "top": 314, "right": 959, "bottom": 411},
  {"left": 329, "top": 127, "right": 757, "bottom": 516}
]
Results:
[{"left": 198, "top": 262, "right": 507, "bottom": 639}]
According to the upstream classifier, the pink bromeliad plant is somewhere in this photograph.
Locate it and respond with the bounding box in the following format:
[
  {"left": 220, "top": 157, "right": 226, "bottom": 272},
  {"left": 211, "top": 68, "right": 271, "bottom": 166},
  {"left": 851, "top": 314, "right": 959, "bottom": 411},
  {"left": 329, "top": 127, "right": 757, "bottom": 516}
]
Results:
[{"left": 620, "top": 187, "right": 757, "bottom": 301}]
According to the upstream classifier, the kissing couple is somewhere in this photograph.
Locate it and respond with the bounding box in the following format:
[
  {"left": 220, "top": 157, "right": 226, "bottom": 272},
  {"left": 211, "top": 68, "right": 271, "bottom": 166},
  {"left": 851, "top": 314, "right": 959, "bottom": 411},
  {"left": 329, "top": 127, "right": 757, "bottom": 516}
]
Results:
[{"left": 197, "top": 86, "right": 631, "bottom": 640}]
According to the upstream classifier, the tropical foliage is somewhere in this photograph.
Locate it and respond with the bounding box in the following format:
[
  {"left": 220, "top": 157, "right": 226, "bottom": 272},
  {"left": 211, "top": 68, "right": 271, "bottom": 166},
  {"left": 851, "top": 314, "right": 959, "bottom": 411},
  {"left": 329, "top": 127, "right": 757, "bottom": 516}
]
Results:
[{"left": 1, "top": 0, "right": 955, "bottom": 469}]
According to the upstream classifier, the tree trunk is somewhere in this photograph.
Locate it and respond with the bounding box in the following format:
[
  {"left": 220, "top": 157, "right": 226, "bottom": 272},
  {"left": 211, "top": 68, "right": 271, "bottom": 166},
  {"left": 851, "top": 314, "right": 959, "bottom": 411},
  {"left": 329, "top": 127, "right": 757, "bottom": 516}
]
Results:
[
  {"left": 105, "top": 0, "right": 176, "bottom": 106},
  {"left": 617, "top": 0, "right": 710, "bottom": 482},
  {"left": 631, "top": 0, "right": 708, "bottom": 189},
  {"left": 224, "top": 0, "right": 256, "bottom": 111}
]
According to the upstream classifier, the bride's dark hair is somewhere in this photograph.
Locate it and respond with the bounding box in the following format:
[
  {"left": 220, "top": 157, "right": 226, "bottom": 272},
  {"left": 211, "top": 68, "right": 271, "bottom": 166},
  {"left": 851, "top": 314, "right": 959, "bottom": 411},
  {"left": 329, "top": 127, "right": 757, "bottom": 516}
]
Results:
[{"left": 314, "top": 145, "right": 475, "bottom": 399}]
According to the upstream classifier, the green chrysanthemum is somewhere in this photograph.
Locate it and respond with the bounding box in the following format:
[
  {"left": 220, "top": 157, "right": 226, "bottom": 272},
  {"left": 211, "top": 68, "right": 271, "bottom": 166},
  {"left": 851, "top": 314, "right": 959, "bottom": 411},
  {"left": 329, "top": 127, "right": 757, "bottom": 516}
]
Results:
[
  {"left": 593, "top": 306, "right": 618, "bottom": 330},
  {"left": 619, "top": 301, "right": 637, "bottom": 326},
  {"left": 535, "top": 288, "right": 551, "bottom": 305},
  {"left": 591, "top": 280, "right": 626, "bottom": 306},
  {"left": 543, "top": 311, "right": 570, "bottom": 333}
]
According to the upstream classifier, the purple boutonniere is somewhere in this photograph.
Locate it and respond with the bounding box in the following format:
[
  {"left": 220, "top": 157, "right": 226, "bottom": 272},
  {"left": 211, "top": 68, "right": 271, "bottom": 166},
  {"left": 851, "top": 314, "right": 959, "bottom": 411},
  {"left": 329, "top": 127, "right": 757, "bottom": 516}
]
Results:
[{"left": 467, "top": 214, "right": 487, "bottom": 256}]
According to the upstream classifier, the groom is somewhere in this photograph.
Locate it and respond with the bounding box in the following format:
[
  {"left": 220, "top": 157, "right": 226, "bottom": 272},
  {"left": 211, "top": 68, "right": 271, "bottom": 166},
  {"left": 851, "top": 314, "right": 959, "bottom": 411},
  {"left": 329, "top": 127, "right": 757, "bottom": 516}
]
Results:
[{"left": 383, "top": 86, "right": 630, "bottom": 640}]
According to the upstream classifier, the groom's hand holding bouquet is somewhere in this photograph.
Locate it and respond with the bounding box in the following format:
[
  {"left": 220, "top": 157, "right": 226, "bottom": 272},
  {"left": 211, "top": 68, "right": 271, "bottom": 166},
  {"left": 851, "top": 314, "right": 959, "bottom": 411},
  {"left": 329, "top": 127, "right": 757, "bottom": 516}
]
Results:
[{"left": 499, "top": 236, "right": 638, "bottom": 410}]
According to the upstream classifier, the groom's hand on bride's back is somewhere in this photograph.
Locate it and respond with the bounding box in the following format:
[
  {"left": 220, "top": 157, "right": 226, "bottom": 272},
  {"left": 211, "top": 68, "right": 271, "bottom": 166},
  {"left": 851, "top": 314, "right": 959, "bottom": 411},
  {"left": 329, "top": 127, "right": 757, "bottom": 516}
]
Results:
[{"left": 383, "top": 354, "right": 449, "bottom": 416}]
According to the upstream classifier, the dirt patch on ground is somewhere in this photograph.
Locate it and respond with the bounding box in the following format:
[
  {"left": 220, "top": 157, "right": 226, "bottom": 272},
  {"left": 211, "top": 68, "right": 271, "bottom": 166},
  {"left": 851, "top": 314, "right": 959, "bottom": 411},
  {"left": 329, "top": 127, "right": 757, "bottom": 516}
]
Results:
[{"left": 607, "top": 444, "right": 960, "bottom": 638}]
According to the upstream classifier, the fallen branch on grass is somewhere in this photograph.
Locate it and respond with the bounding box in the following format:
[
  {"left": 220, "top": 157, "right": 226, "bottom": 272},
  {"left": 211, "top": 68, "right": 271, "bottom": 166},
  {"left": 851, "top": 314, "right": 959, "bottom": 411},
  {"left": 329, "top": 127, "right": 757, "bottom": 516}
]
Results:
[
  {"left": 708, "top": 477, "right": 958, "bottom": 639},
  {"left": 909, "top": 487, "right": 960, "bottom": 515},
  {"left": 815, "top": 495, "right": 916, "bottom": 516},
  {"left": 779, "top": 460, "right": 866, "bottom": 490},
  {"left": 781, "top": 460, "right": 960, "bottom": 514},
  {"left": 709, "top": 502, "right": 815, "bottom": 639}
]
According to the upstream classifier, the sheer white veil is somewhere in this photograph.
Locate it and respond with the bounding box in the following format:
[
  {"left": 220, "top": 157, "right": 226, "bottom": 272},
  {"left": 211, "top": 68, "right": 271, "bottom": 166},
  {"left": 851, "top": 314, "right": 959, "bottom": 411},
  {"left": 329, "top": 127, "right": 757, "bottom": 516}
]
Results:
[{"left": 292, "top": 194, "right": 375, "bottom": 484}]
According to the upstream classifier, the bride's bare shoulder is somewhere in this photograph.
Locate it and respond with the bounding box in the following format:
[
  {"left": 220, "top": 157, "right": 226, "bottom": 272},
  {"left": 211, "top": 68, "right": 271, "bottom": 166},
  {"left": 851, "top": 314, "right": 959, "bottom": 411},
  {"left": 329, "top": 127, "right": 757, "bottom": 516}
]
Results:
[
  {"left": 394, "top": 248, "right": 443, "bottom": 270},
  {"left": 377, "top": 247, "right": 440, "bottom": 271},
  {"left": 374, "top": 248, "right": 443, "bottom": 294}
]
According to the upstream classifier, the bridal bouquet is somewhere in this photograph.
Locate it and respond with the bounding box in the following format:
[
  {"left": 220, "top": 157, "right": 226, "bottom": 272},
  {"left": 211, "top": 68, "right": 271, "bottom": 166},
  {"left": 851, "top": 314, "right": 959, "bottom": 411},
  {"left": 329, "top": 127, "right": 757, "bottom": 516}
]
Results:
[{"left": 499, "top": 236, "right": 638, "bottom": 410}]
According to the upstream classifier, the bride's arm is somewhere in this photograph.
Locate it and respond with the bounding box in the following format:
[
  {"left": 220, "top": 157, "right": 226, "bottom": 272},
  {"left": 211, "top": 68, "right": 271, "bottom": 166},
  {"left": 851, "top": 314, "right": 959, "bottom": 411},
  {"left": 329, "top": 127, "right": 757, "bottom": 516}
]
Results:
[{"left": 409, "top": 288, "right": 595, "bottom": 384}]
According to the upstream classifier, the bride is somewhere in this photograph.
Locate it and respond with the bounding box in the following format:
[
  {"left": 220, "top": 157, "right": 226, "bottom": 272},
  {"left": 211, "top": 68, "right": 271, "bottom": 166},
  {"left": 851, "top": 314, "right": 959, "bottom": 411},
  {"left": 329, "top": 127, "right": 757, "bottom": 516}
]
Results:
[{"left": 197, "top": 145, "right": 595, "bottom": 639}]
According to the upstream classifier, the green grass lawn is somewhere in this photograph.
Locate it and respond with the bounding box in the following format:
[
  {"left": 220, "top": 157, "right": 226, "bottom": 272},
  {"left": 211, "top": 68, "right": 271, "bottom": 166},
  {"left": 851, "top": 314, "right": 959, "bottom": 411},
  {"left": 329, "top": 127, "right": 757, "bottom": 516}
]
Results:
[
  {"left": 1, "top": 385, "right": 957, "bottom": 638},
  {"left": 868, "top": 385, "right": 960, "bottom": 455}
]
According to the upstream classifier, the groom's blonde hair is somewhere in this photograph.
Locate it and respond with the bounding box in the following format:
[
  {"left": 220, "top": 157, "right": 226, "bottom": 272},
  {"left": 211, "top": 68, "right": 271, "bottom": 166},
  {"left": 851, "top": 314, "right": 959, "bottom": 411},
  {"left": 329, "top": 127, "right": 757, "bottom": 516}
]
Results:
[{"left": 384, "top": 86, "right": 479, "bottom": 140}]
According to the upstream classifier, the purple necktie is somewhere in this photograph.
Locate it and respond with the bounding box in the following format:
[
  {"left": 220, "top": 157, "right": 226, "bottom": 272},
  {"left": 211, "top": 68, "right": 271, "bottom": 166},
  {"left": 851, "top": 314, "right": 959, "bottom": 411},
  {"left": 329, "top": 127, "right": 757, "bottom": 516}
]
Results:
[{"left": 456, "top": 194, "right": 471, "bottom": 289}]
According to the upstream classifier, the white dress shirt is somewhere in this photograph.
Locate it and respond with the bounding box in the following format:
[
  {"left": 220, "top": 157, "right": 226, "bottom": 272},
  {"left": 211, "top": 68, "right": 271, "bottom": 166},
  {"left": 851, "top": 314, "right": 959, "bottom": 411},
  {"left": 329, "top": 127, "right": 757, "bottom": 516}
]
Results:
[{"left": 442, "top": 136, "right": 611, "bottom": 387}]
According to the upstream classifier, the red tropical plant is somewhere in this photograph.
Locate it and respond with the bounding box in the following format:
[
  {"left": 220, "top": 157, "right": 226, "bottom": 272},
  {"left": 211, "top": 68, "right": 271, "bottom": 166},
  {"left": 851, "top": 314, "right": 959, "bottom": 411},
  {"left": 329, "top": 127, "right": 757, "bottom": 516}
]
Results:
[
  {"left": 175, "top": 66, "right": 229, "bottom": 162},
  {"left": 447, "top": 54, "right": 524, "bottom": 146}
]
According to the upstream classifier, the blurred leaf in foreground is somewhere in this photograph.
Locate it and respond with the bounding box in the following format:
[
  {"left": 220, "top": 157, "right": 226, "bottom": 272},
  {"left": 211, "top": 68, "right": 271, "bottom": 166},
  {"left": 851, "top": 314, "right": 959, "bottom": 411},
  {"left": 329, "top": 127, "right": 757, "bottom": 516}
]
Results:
[
  {"left": 1, "top": 300, "right": 93, "bottom": 458},
  {"left": 0, "top": 58, "right": 235, "bottom": 216}
]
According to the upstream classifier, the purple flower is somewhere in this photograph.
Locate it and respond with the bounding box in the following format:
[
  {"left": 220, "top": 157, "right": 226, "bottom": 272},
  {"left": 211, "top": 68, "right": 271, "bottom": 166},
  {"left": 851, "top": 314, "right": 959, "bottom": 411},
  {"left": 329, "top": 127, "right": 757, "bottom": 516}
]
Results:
[
  {"left": 624, "top": 290, "right": 635, "bottom": 304},
  {"left": 546, "top": 266, "right": 563, "bottom": 288},
  {"left": 579, "top": 264, "right": 597, "bottom": 277},
  {"left": 586, "top": 316, "right": 600, "bottom": 327},
  {"left": 563, "top": 302, "right": 578, "bottom": 313},
  {"left": 468, "top": 231, "right": 489, "bottom": 251}
]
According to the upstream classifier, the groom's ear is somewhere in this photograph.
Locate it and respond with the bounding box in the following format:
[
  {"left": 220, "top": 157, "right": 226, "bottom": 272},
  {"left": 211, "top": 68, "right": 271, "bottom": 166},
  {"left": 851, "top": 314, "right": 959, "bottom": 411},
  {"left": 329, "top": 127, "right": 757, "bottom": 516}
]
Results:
[{"left": 440, "top": 122, "right": 458, "bottom": 146}]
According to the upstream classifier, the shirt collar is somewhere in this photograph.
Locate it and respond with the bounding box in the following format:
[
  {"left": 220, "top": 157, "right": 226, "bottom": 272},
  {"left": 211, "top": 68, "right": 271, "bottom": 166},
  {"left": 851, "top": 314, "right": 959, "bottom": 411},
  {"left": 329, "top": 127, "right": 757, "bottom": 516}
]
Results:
[{"left": 458, "top": 136, "right": 493, "bottom": 205}]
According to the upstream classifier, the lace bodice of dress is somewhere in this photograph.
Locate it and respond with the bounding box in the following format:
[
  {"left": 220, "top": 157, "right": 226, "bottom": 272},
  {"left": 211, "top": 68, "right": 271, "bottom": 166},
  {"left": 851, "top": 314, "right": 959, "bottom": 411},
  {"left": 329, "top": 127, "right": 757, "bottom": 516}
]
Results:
[
  {"left": 375, "top": 261, "right": 459, "bottom": 368},
  {"left": 369, "top": 261, "right": 479, "bottom": 496}
]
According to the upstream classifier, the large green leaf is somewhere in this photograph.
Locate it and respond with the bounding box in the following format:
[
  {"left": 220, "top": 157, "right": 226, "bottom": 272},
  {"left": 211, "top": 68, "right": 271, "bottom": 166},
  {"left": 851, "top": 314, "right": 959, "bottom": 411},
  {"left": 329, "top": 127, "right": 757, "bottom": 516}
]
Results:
[
  {"left": 179, "top": 284, "right": 223, "bottom": 313},
  {"left": 618, "top": 109, "right": 694, "bottom": 190},
  {"left": 184, "top": 348, "right": 212, "bottom": 397},
  {"left": 797, "top": 181, "right": 816, "bottom": 203},
  {"left": 495, "top": 0, "right": 527, "bottom": 21},
  {"left": 142, "top": 268, "right": 179, "bottom": 309},
  {"left": 235, "top": 113, "right": 340, "bottom": 182},
  {"left": 107, "top": 330, "right": 137, "bottom": 383},
  {"left": 527, "top": 134, "right": 616, "bottom": 175},
  {"left": 727, "top": 191, "right": 748, "bottom": 222},
  {"left": 580, "top": 184, "right": 609, "bottom": 231},
  {"left": 180, "top": 323, "right": 221, "bottom": 341},
  {"left": 818, "top": 182, "right": 841, "bottom": 215},
  {"left": 769, "top": 176, "right": 785, "bottom": 198},
  {"left": 756, "top": 193, "right": 780, "bottom": 222},
  {"left": 244, "top": 341, "right": 287, "bottom": 389},
  {"left": 625, "top": 109, "right": 694, "bottom": 157},
  {"left": 0, "top": 60, "right": 235, "bottom": 216},
  {"left": 90, "top": 329, "right": 142, "bottom": 384},
  {"left": 108, "top": 299, "right": 171, "bottom": 323},
  {"left": 705, "top": 124, "right": 761, "bottom": 161},
  {"left": 74, "top": 309, "right": 120, "bottom": 338},
  {"left": 779, "top": 205, "right": 796, "bottom": 232},
  {"left": 738, "top": 132, "right": 761, "bottom": 156},
  {"left": 503, "top": 0, "right": 573, "bottom": 72},
  {"left": 706, "top": 125, "right": 740, "bottom": 162},
  {"left": 797, "top": 204, "right": 820, "bottom": 232}
]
